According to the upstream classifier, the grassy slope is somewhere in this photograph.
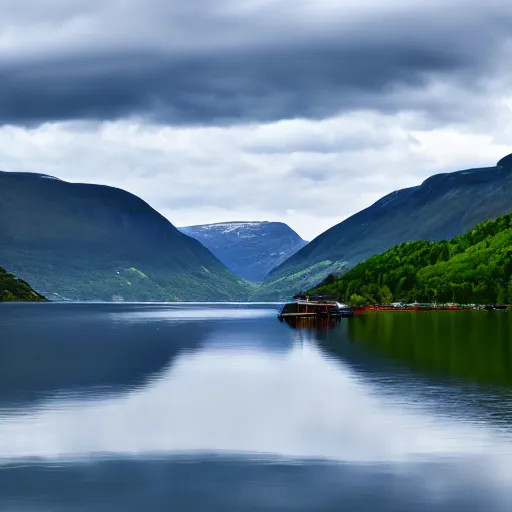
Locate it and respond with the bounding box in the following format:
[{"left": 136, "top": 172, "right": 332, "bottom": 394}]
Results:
[
  {"left": 254, "top": 163, "right": 512, "bottom": 299},
  {"left": 0, "top": 266, "right": 46, "bottom": 301},
  {"left": 0, "top": 172, "right": 251, "bottom": 301},
  {"left": 310, "top": 213, "right": 512, "bottom": 305}
]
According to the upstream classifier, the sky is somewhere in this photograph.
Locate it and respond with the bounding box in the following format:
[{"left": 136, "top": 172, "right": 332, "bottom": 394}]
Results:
[{"left": 1, "top": 0, "right": 512, "bottom": 240}]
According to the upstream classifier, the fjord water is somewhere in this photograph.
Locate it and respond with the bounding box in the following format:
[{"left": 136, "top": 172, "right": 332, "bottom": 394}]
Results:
[{"left": 1, "top": 304, "right": 512, "bottom": 511}]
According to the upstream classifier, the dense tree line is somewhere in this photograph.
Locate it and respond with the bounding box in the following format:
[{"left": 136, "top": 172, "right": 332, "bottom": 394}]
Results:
[
  {"left": 310, "top": 213, "right": 512, "bottom": 305},
  {"left": 0, "top": 266, "right": 46, "bottom": 301}
]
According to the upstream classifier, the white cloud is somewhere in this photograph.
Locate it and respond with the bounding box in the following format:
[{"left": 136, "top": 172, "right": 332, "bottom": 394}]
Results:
[
  {"left": 1, "top": 105, "right": 510, "bottom": 240},
  {"left": 2, "top": 1, "right": 512, "bottom": 240}
]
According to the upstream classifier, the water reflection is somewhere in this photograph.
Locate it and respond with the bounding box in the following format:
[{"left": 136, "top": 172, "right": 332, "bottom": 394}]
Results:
[
  {"left": 0, "top": 304, "right": 212, "bottom": 406},
  {"left": 346, "top": 311, "right": 512, "bottom": 386},
  {"left": 4, "top": 457, "right": 512, "bottom": 512},
  {"left": 279, "top": 316, "right": 344, "bottom": 331},
  {"left": 110, "top": 303, "right": 275, "bottom": 323},
  {"left": 315, "top": 312, "right": 512, "bottom": 433},
  {"left": 2, "top": 304, "right": 512, "bottom": 511},
  {"left": 0, "top": 312, "right": 510, "bottom": 463}
]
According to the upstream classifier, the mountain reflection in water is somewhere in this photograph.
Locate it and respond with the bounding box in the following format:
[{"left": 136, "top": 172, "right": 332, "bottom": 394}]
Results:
[
  {"left": 345, "top": 311, "right": 512, "bottom": 386},
  {"left": 1, "top": 303, "right": 512, "bottom": 511}
]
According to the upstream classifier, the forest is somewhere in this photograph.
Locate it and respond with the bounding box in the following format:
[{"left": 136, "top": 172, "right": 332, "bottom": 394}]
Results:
[
  {"left": 309, "top": 213, "right": 512, "bottom": 305},
  {"left": 0, "top": 266, "right": 46, "bottom": 301}
]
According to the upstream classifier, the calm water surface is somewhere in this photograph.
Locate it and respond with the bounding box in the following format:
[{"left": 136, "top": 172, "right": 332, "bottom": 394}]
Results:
[{"left": 1, "top": 303, "right": 512, "bottom": 511}]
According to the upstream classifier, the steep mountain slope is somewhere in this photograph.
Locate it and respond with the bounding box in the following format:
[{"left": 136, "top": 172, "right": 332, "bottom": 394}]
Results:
[
  {"left": 0, "top": 266, "right": 46, "bottom": 301},
  {"left": 310, "top": 213, "right": 512, "bottom": 305},
  {"left": 255, "top": 154, "right": 512, "bottom": 299},
  {"left": 0, "top": 171, "right": 250, "bottom": 301},
  {"left": 179, "top": 221, "right": 307, "bottom": 282}
]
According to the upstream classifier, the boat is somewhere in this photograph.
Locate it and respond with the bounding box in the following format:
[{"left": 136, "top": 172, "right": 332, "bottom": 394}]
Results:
[{"left": 278, "top": 295, "right": 354, "bottom": 321}]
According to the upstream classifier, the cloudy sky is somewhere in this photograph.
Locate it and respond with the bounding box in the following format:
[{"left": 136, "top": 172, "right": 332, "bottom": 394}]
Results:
[{"left": 1, "top": 0, "right": 512, "bottom": 240}]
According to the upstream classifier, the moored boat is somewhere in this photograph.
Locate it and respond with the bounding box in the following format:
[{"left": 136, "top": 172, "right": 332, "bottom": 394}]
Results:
[{"left": 278, "top": 295, "right": 354, "bottom": 321}]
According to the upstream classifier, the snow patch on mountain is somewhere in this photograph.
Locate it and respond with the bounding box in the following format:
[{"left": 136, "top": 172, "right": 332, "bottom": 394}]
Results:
[{"left": 179, "top": 221, "right": 308, "bottom": 282}]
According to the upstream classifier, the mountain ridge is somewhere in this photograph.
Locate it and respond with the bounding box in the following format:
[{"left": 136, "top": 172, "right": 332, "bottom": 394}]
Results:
[
  {"left": 0, "top": 170, "right": 251, "bottom": 301},
  {"left": 254, "top": 157, "right": 512, "bottom": 299},
  {"left": 309, "top": 212, "right": 512, "bottom": 305},
  {"left": 179, "top": 221, "right": 307, "bottom": 282}
]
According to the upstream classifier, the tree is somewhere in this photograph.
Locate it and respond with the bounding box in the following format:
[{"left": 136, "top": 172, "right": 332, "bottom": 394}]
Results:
[
  {"left": 308, "top": 212, "right": 512, "bottom": 305},
  {"left": 380, "top": 285, "right": 393, "bottom": 304},
  {"left": 349, "top": 293, "right": 367, "bottom": 306}
]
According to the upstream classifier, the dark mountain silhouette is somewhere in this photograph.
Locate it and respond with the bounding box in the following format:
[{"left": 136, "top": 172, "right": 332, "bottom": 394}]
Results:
[
  {"left": 180, "top": 221, "right": 307, "bottom": 282},
  {"left": 0, "top": 171, "right": 250, "bottom": 301},
  {"left": 255, "top": 155, "right": 512, "bottom": 299}
]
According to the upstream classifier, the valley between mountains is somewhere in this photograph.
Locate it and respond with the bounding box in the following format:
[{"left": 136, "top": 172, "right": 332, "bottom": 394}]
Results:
[{"left": 1, "top": 153, "right": 511, "bottom": 302}]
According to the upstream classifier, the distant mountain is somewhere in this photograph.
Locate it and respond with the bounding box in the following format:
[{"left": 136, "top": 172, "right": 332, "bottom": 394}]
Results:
[
  {"left": 254, "top": 154, "right": 512, "bottom": 299},
  {"left": 0, "top": 171, "right": 250, "bottom": 301},
  {"left": 0, "top": 266, "right": 46, "bottom": 301},
  {"left": 179, "top": 221, "right": 307, "bottom": 282},
  {"left": 310, "top": 212, "right": 512, "bottom": 305}
]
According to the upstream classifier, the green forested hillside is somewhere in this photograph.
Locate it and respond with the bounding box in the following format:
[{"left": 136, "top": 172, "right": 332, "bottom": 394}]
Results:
[
  {"left": 0, "top": 266, "right": 46, "bottom": 301},
  {"left": 0, "top": 171, "right": 251, "bottom": 301},
  {"left": 256, "top": 156, "right": 512, "bottom": 299},
  {"left": 310, "top": 213, "right": 512, "bottom": 305}
]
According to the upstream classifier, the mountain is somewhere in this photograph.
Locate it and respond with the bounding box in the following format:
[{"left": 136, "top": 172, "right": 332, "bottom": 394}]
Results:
[
  {"left": 310, "top": 213, "right": 512, "bottom": 305},
  {"left": 179, "top": 221, "right": 307, "bottom": 282},
  {"left": 0, "top": 171, "right": 251, "bottom": 301},
  {"left": 0, "top": 266, "right": 46, "bottom": 301},
  {"left": 255, "top": 154, "right": 512, "bottom": 299}
]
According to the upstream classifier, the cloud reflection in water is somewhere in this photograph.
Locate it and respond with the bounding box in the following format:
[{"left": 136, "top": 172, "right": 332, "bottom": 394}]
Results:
[{"left": 0, "top": 341, "right": 510, "bottom": 465}]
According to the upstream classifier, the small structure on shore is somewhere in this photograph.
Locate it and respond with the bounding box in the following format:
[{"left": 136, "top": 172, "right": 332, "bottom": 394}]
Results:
[{"left": 352, "top": 303, "right": 512, "bottom": 313}]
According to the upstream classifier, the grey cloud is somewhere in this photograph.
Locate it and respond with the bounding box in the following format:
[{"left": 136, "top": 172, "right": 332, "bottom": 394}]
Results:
[
  {"left": 1, "top": 0, "right": 512, "bottom": 126},
  {"left": 293, "top": 165, "right": 333, "bottom": 182},
  {"left": 243, "top": 125, "right": 400, "bottom": 155}
]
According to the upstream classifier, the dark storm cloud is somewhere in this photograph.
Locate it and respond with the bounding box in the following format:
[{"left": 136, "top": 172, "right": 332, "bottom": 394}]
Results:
[{"left": 1, "top": 0, "right": 512, "bottom": 126}]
